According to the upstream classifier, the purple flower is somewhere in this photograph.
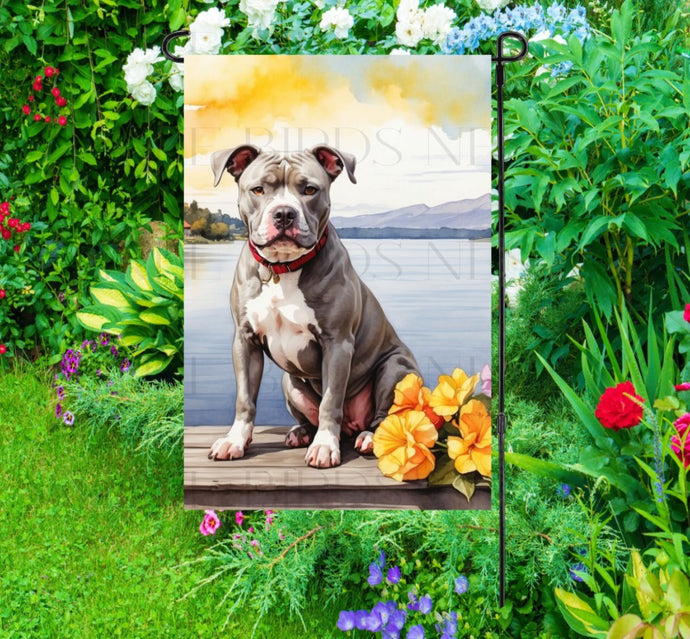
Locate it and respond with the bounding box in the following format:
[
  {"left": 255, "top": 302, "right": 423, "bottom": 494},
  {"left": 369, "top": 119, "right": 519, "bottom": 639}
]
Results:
[
  {"left": 121, "top": 359, "right": 130, "bottom": 373},
  {"left": 96, "top": 369, "right": 102, "bottom": 377},
  {"left": 110, "top": 345, "right": 119, "bottom": 358},
  {"left": 368, "top": 562, "right": 383, "bottom": 586},
  {"left": 385, "top": 607, "right": 407, "bottom": 632},
  {"left": 354, "top": 610, "right": 369, "bottom": 630},
  {"left": 407, "top": 625, "right": 425, "bottom": 639},
  {"left": 55, "top": 402, "right": 63, "bottom": 418},
  {"left": 81, "top": 340, "right": 90, "bottom": 350},
  {"left": 56, "top": 386, "right": 65, "bottom": 400},
  {"left": 99, "top": 333, "right": 110, "bottom": 346},
  {"left": 58, "top": 292, "right": 65, "bottom": 302},
  {"left": 337, "top": 610, "right": 356, "bottom": 631},
  {"left": 454, "top": 575, "right": 469, "bottom": 594},
  {"left": 63, "top": 411, "right": 75, "bottom": 426},
  {"left": 558, "top": 483, "right": 571, "bottom": 498},
  {"left": 435, "top": 611, "right": 458, "bottom": 638},
  {"left": 387, "top": 566, "right": 401, "bottom": 584},
  {"left": 570, "top": 562, "right": 587, "bottom": 582},
  {"left": 418, "top": 594, "right": 432, "bottom": 614}
]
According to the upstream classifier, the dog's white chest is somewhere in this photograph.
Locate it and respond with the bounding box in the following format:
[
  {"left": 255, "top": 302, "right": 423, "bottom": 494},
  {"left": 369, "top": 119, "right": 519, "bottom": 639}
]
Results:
[{"left": 245, "top": 272, "right": 320, "bottom": 370}]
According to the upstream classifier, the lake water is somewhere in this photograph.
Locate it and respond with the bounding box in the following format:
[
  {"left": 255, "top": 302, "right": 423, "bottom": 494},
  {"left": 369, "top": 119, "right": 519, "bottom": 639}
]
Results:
[{"left": 184, "top": 239, "right": 491, "bottom": 426}]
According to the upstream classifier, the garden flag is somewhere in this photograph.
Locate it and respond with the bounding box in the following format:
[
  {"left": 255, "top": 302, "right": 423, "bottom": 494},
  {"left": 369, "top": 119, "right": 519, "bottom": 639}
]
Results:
[{"left": 183, "top": 55, "right": 492, "bottom": 510}]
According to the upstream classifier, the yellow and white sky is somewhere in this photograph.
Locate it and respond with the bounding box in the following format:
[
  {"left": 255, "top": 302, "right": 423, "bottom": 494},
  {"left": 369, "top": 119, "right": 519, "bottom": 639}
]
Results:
[{"left": 184, "top": 55, "right": 491, "bottom": 217}]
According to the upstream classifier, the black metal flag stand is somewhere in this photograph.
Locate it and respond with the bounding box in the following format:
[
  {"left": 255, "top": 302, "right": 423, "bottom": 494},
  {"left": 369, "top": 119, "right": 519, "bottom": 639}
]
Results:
[{"left": 492, "top": 31, "right": 528, "bottom": 607}]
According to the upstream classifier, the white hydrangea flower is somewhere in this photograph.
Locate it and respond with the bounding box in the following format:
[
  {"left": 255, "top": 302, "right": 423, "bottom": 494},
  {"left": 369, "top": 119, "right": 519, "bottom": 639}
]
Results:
[
  {"left": 123, "top": 46, "right": 163, "bottom": 89},
  {"left": 422, "top": 4, "right": 456, "bottom": 46},
  {"left": 390, "top": 47, "right": 411, "bottom": 55},
  {"left": 131, "top": 81, "right": 157, "bottom": 106},
  {"left": 395, "top": 17, "right": 424, "bottom": 47},
  {"left": 475, "top": 0, "right": 510, "bottom": 13},
  {"left": 239, "top": 0, "right": 280, "bottom": 33},
  {"left": 320, "top": 7, "right": 354, "bottom": 39}
]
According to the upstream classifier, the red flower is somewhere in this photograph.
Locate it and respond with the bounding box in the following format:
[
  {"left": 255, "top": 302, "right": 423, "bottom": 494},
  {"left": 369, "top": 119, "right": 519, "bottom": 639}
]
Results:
[
  {"left": 0, "top": 289, "right": 5, "bottom": 298},
  {"left": 28, "top": 95, "right": 34, "bottom": 102},
  {"left": 33, "top": 113, "right": 42, "bottom": 122},
  {"left": 22, "top": 104, "right": 30, "bottom": 114},
  {"left": 677, "top": 383, "right": 690, "bottom": 392},
  {"left": 45, "top": 116, "right": 51, "bottom": 122},
  {"left": 32, "top": 82, "right": 42, "bottom": 92},
  {"left": 1, "top": 229, "right": 10, "bottom": 240},
  {"left": 35, "top": 75, "right": 42, "bottom": 82},
  {"left": 0, "top": 345, "right": 6, "bottom": 355},
  {"left": 7, "top": 218, "right": 18, "bottom": 228},
  {"left": 45, "top": 66, "right": 55, "bottom": 77},
  {"left": 56, "top": 96, "right": 67, "bottom": 107},
  {"left": 594, "top": 381, "right": 645, "bottom": 431},
  {"left": 13, "top": 245, "right": 20, "bottom": 253},
  {"left": 58, "top": 116, "right": 67, "bottom": 126},
  {"left": 684, "top": 303, "right": 690, "bottom": 322},
  {"left": 22, "top": 222, "right": 31, "bottom": 232},
  {"left": 0, "top": 202, "right": 8, "bottom": 213},
  {"left": 52, "top": 87, "right": 60, "bottom": 97}
]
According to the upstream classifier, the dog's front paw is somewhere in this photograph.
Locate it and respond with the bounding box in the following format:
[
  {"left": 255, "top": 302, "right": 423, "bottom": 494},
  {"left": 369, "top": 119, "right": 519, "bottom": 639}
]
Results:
[
  {"left": 285, "top": 424, "right": 315, "bottom": 448},
  {"left": 208, "top": 423, "right": 253, "bottom": 460},
  {"left": 305, "top": 430, "right": 341, "bottom": 468},
  {"left": 354, "top": 430, "right": 375, "bottom": 454}
]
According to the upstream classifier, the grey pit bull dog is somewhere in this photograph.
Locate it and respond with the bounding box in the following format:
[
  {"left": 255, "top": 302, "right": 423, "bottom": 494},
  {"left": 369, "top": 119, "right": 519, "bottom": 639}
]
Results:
[{"left": 207, "top": 144, "right": 420, "bottom": 468}]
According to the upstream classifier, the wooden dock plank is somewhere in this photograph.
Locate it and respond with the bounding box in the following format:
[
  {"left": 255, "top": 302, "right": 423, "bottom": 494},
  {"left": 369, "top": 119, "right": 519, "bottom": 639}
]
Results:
[{"left": 184, "top": 426, "right": 491, "bottom": 510}]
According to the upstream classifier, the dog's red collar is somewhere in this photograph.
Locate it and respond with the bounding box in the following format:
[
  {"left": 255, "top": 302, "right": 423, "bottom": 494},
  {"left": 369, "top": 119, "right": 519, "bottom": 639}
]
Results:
[{"left": 247, "top": 227, "right": 329, "bottom": 275}]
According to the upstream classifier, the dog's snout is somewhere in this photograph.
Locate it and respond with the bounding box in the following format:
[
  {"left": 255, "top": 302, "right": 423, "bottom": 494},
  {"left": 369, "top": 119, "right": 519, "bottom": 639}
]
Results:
[{"left": 272, "top": 206, "right": 297, "bottom": 229}]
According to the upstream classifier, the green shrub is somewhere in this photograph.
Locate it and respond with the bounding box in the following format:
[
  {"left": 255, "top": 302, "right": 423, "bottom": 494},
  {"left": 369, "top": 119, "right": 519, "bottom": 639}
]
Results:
[
  {"left": 76, "top": 246, "right": 183, "bottom": 378},
  {"left": 503, "top": 1, "right": 689, "bottom": 321}
]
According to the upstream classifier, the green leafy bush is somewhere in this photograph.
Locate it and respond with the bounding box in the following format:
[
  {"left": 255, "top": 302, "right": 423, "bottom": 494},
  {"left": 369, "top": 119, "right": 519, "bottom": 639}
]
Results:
[
  {"left": 504, "top": 1, "right": 689, "bottom": 320},
  {"left": 0, "top": 0, "right": 183, "bottom": 357},
  {"left": 77, "top": 246, "right": 183, "bottom": 378}
]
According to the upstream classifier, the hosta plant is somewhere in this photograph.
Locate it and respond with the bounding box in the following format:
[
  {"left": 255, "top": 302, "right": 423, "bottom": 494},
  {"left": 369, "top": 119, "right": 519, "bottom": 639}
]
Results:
[{"left": 76, "top": 245, "right": 183, "bottom": 378}]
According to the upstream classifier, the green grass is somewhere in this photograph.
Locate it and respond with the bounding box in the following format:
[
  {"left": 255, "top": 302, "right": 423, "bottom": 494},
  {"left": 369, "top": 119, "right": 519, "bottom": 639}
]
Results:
[{"left": 0, "top": 363, "right": 341, "bottom": 638}]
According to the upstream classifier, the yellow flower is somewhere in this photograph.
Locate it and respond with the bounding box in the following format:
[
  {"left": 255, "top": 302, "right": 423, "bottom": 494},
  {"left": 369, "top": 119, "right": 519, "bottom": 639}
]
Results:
[
  {"left": 447, "top": 399, "right": 491, "bottom": 477},
  {"left": 429, "top": 368, "right": 480, "bottom": 418},
  {"left": 373, "top": 410, "right": 438, "bottom": 481},
  {"left": 388, "top": 373, "right": 444, "bottom": 429}
]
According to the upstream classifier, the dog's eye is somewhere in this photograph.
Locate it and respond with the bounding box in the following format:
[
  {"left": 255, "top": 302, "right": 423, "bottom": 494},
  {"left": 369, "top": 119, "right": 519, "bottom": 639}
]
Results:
[
  {"left": 250, "top": 186, "right": 264, "bottom": 195},
  {"left": 304, "top": 186, "right": 318, "bottom": 196}
]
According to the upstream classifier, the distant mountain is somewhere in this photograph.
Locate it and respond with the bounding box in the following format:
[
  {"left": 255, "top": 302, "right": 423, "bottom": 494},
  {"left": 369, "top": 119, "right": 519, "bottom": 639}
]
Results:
[{"left": 331, "top": 194, "right": 490, "bottom": 231}]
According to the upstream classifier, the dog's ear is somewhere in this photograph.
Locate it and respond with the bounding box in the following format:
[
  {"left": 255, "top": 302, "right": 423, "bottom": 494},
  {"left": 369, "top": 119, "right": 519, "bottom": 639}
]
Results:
[
  {"left": 311, "top": 146, "right": 357, "bottom": 184},
  {"left": 211, "top": 145, "right": 261, "bottom": 186}
]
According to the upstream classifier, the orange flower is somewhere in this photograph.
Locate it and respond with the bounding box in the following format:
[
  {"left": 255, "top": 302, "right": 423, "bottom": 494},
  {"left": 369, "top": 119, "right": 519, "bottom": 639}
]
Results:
[
  {"left": 373, "top": 410, "right": 438, "bottom": 481},
  {"left": 447, "top": 399, "right": 491, "bottom": 477},
  {"left": 389, "top": 373, "right": 445, "bottom": 429},
  {"left": 429, "top": 368, "right": 480, "bottom": 419}
]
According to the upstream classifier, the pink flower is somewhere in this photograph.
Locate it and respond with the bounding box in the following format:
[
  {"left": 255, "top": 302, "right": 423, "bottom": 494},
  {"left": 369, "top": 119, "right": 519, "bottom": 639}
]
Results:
[
  {"left": 480, "top": 363, "right": 491, "bottom": 397},
  {"left": 52, "top": 87, "right": 60, "bottom": 97},
  {"left": 235, "top": 511, "right": 244, "bottom": 526},
  {"left": 199, "top": 509, "right": 221, "bottom": 536},
  {"left": 22, "top": 105, "right": 30, "bottom": 115},
  {"left": 671, "top": 413, "right": 690, "bottom": 469},
  {"left": 58, "top": 116, "right": 67, "bottom": 126},
  {"left": 33, "top": 113, "right": 42, "bottom": 122},
  {"left": 265, "top": 509, "right": 275, "bottom": 527},
  {"left": 676, "top": 383, "right": 690, "bottom": 392},
  {"left": 56, "top": 96, "right": 67, "bottom": 107},
  {"left": 45, "top": 66, "right": 55, "bottom": 77}
]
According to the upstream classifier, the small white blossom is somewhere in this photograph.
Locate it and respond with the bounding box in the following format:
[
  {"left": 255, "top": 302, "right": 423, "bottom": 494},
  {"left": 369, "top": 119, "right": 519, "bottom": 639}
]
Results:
[
  {"left": 320, "top": 7, "right": 354, "bottom": 39},
  {"left": 475, "top": 0, "right": 510, "bottom": 13},
  {"left": 239, "top": 0, "right": 280, "bottom": 33},
  {"left": 390, "top": 47, "right": 411, "bottom": 55},
  {"left": 130, "top": 81, "right": 157, "bottom": 106},
  {"left": 123, "top": 46, "right": 163, "bottom": 89},
  {"left": 396, "top": 0, "right": 420, "bottom": 22},
  {"left": 395, "top": 17, "right": 424, "bottom": 47},
  {"left": 189, "top": 7, "right": 230, "bottom": 53},
  {"left": 191, "top": 7, "right": 231, "bottom": 31},
  {"left": 422, "top": 4, "right": 456, "bottom": 46}
]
